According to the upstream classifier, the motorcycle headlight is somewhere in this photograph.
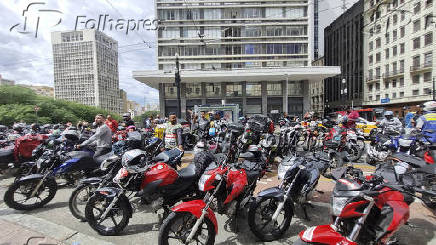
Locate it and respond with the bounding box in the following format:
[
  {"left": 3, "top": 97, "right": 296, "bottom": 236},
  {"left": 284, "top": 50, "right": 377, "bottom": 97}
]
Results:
[
  {"left": 198, "top": 174, "right": 211, "bottom": 192},
  {"left": 332, "top": 197, "right": 349, "bottom": 216}
]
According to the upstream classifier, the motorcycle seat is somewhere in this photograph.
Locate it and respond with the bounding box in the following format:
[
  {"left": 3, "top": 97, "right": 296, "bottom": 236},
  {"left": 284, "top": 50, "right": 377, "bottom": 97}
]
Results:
[
  {"left": 391, "top": 153, "right": 426, "bottom": 168},
  {"left": 67, "top": 151, "right": 92, "bottom": 159},
  {"left": 177, "top": 163, "right": 197, "bottom": 182},
  {"left": 246, "top": 169, "right": 260, "bottom": 184}
]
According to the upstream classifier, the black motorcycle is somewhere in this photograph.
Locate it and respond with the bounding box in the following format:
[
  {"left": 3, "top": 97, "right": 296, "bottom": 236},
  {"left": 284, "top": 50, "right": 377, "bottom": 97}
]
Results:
[{"left": 248, "top": 152, "right": 330, "bottom": 241}]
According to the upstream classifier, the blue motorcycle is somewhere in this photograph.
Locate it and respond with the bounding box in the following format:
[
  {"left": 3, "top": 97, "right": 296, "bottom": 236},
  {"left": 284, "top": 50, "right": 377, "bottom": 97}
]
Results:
[{"left": 3, "top": 144, "right": 105, "bottom": 210}]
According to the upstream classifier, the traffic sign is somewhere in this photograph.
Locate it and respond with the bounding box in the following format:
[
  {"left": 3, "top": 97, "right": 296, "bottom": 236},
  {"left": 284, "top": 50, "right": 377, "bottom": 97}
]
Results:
[{"left": 381, "top": 98, "right": 390, "bottom": 104}]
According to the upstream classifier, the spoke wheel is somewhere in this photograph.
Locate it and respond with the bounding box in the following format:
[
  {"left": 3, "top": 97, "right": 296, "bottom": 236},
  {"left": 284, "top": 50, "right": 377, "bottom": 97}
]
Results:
[
  {"left": 248, "top": 197, "right": 293, "bottom": 242},
  {"left": 85, "top": 194, "right": 130, "bottom": 236},
  {"left": 69, "top": 183, "right": 96, "bottom": 221},
  {"left": 159, "top": 212, "right": 215, "bottom": 245},
  {"left": 4, "top": 178, "right": 57, "bottom": 210}
]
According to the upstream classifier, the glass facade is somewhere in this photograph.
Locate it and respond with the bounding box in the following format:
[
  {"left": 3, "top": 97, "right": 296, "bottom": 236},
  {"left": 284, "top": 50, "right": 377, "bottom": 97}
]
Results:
[{"left": 246, "top": 82, "right": 261, "bottom": 96}]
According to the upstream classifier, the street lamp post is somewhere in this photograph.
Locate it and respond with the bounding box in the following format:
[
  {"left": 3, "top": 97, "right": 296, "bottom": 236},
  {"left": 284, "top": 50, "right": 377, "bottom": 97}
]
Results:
[{"left": 175, "top": 53, "right": 182, "bottom": 118}]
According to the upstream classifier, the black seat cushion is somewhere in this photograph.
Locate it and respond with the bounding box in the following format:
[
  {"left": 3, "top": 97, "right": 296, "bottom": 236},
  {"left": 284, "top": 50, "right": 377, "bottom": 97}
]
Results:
[
  {"left": 177, "top": 164, "right": 197, "bottom": 182},
  {"left": 392, "top": 153, "right": 426, "bottom": 168},
  {"left": 246, "top": 169, "right": 260, "bottom": 184}
]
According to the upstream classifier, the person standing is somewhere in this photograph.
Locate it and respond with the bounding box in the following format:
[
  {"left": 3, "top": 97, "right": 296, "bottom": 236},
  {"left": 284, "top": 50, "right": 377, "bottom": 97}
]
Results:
[
  {"left": 416, "top": 101, "right": 436, "bottom": 143},
  {"left": 163, "top": 112, "right": 184, "bottom": 151},
  {"left": 105, "top": 114, "right": 118, "bottom": 133},
  {"left": 76, "top": 114, "right": 112, "bottom": 158}
]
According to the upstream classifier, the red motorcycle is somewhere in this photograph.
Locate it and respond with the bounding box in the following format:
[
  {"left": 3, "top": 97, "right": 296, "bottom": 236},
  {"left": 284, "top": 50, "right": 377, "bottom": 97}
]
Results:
[
  {"left": 85, "top": 149, "right": 214, "bottom": 236},
  {"left": 158, "top": 152, "right": 265, "bottom": 245},
  {"left": 295, "top": 167, "right": 436, "bottom": 245}
]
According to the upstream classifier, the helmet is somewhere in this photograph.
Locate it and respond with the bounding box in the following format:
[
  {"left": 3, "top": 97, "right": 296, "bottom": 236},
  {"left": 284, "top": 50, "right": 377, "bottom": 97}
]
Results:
[
  {"left": 384, "top": 111, "right": 394, "bottom": 117},
  {"left": 123, "top": 113, "right": 131, "bottom": 119},
  {"left": 127, "top": 125, "right": 136, "bottom": 131},
  {"left": 13, "top": 123, "right": 25, "bottom": 133},
  {"left": 422, "top": 101, "right": 436, "bottom": 112}
]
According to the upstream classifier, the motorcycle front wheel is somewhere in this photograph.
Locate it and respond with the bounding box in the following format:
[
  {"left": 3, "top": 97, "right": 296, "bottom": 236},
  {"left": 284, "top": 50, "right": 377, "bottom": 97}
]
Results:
[
  {"left": 248, "top": 197, "right": 293, "bottom": 242},
  {"left": 85, "top": 194, "right": 130, "bottom": 236},
  {"left": 158, "top": 211, "right": 215, "bottom": 245},
  {"left": 4, "top": 178, "right": 57, "bottom": 210},
  {"left": 69, "top": 183, "right": 97, "bottom": 221}
]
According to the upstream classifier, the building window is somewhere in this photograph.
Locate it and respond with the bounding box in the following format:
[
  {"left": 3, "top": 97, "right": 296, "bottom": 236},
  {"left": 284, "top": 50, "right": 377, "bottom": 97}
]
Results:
[
  {"left": 393, "top": 29, "right": 397, "bottom": 41},
  {"left": 206, "top": 83, "right": 221, "bottom": 97},
  {"left": 413, "top": 89, "right": 419, "bottom": 96},
  {"left": 376, "top": 67, "right": 381, "bottom": 78},
  {"left": 376, "top": 94, "right": 381, "bottom": 101},
  {"left": 185, "top": 83, "right": 202, "bottom": 97},
  {"left": 246, "top": 82, "right": 261, "bottom": 96},
  {"left": 413, "top": 20, "right": 421, "bottom": 33},
  {"left": 226, "top": 83, "right": 242, "bottom": 97},
  {"left": 426, "top": 15, "right": 434, "bottom": 29},
  {"left": 376, "top": 83, "right": 380, "bottom": 90},
  {"left": 400, "top": 91, "right": 404, "bottom": 97},
  {"left": 413, "top": 55, "right": 420, "bottom": 67},
  {"left": 369, "top": 55, "right": 373, "bottom": 64},
  {"left": 385, "top": 81, "right": 390, "bottom": 89},
  {"left": 392, "top": 80, "right": 397, "bottom": 87},
  {"left": 393, "top": 92, "right": 397, "bottom": 98},
  {"left": 164, "top": 84, "right": 177, "bottom": 98},
  {"left": 385, "top": 33, "right": 390, "bottom": 44},
  {"left": 413, "top": 37, "right": 421, "bottom": 49},
  {"left": 400, "top": 26, "right": 405, "bottom": 38},
  {"left": 413, "top": 74, "right": 420, "bottom": 84},
  {"left": 376, "top": 38, "right": 381, "bottom": 48},
  {"left": 267, "top": 82, "right": 282, "bottom": 96},
  {"left": 414, "top": 2, "right": 421, "bottom": 14},
  {"left": 401, "top": 11, "right": 405, "bottom": 21},
  {"left": 425, "top": 52, "right": 433, "bottom": 66},
  {"left": 369, "top": 84, "right": 373, "bottom": 92},
  {"left": 385, "top": 49, "right": 390, "bottom": 59},
  {"left": 385, "top": 93, "right": 389, "bottom": 99},
  {"left": 425, "top": 32, "right": 433, "bottom": 46},
  {"left": 424, "top": 88, "right": 432, "bottom": 95},
  {"left": 392, "top": 46, "right": 397, "bottom": 56},
  {"left": 424, "top": 72, "right": 432, "bottom": 82},
  {"left": 369, "top": 95, "right": 373, "bottom": 101},
  {"left": 400, "top": 60, "right": 405, "bottom": 72},
  {"left": 376, "top": 52, "right": 381, "bottom": 63},
  {"left": 392, "top": 61, "right": 398, "bottom": 73},
  {"left": 393, "top": 14, "right": 398, "bottom": 25},
  {"left": 427, "top": 0, "right": 433, "bottom": 7},
  {"left": 400, "top": 77, "right": 404, "bottom": 87},
  {"left": 400, "top": 43, "right": 405, "bottom": 54}
]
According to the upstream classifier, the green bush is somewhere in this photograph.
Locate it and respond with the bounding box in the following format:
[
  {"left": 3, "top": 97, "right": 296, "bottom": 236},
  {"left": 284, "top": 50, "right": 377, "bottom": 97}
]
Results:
[{"left": 0, "top": 85, "right": 120, "bottom": 126}]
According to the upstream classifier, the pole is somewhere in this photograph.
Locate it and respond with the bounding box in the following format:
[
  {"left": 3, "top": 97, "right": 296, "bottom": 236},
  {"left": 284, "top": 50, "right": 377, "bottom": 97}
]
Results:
[
  {"left": 175, "top": 53, "right": 181, "bottom": 118},
  {"left": 433, "top": 77, "right": 435, "bottom": 101}
]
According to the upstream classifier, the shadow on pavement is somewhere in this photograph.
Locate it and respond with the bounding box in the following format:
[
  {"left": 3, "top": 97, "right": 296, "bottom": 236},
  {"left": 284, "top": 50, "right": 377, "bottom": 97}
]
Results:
[
  {"left": 396, "top": 218, "right": 436, "bottom": 245},
  {"left": 121, "top": 222, "right": 158, "bottom": 235},
  {"left": 27, "top": 201, "right": 69, "bottom": 214}
]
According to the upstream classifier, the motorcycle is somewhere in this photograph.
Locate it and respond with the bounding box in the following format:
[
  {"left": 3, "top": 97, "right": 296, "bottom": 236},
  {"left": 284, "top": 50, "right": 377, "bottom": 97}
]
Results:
[
  {"left": 158, "top": 147, "right": 266, "bottom": 245},
  {"left": 248, "top": 152, "right": 330, "bottom": 241},
  {"left": 295, "top": 166, "right": 436, "bottom": 245},
  {"left": 366, "top": 127, "right": 401, "bottom": 166},
  {"left": 84, "top": 149, "right": 213, "bottom": 236}
]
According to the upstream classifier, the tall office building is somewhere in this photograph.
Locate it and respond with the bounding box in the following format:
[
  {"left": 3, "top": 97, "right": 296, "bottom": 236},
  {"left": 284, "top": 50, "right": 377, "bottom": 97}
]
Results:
[
  {"left": 324, "top": 0, "right": 364, "bottom": 112},
  {"left": 363, "top": 0, "right": 435, "bottom": 115},
  {"left": 134, "top": 0, "right": 340, "bottom": 117},
  {"left": 51, "top": 29, "right": 120, "bottom": 113}
]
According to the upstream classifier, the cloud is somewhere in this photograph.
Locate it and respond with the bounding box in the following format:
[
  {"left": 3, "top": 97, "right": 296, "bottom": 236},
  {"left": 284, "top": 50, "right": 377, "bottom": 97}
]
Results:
[{"left": 0, "top": 0, "right": 158, "bottom": 105}]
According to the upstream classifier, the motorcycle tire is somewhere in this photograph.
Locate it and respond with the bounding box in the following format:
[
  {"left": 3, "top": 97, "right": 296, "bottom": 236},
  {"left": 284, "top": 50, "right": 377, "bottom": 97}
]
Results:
[
  {"left": 85, "top": 194, "right": 130, "bottom": 236},
  {"left": 158, "top": 211, "right": 216, "bottom": 245},
  {"left": 248, "top": 197, "right": 293, "bottom": 242},
  {"left": 324, "top": 153, "right": 344, "bottom": 179},
  {"left": 422, "top": 194, "right": 436, "bottom": 210},
  {"left": 347, "top": 143, "right": 363, "bottom": 162},
  {"left": 69, "top": 183, "right": 97, "bottom": 221},
  {"left": 4, "top": 178, "right": 57, "bottom": 210}
]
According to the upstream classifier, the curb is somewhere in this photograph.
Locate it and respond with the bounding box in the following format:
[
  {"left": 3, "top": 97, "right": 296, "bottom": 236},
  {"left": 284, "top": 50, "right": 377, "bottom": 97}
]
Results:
[{"left": 0, "top": 208, "right": 115, "bottom": 245}]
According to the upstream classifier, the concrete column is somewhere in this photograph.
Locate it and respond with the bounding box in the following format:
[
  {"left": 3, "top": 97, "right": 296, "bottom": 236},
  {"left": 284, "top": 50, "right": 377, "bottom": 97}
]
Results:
[
  {"left": 283, "top": 78, "right": 289, "bottom": 114},
  {"left": 302, "top": 80, "right": 310, "bottom": 113},
  {"left": 242, "top": 81, "right": 247, "bottom": 115},
  {"left": 261, "top": 81, "right": 267, "bottom": 115},
  {"left": 159, "top": 83, "right": 165, "bottom": 117},
  {"left": 201, "top": 82, "right": 206, "bottom": 104},
  {"left": 221, "top": 83, "right": 226, "bottom": 104},
  {"left": 181, "top": 83, "right": 187, "bottom": 119}
]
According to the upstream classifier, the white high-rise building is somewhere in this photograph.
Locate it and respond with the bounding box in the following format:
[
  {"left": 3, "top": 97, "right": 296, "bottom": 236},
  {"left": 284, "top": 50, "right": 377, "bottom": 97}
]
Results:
[
  {"left": 51, "top": 29, "right": 120, "bottom": 113},
  {"left": 363, "top": 0, "right": 435, "bottom": 115},
  {"left": 134, "top": 0, "right": 341, "bottom": 118}
]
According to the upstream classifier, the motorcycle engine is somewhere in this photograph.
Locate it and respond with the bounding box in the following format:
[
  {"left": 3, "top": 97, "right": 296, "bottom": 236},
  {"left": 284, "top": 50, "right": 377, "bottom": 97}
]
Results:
[{"left": 225, "top": 200, "right": 238, "bottom": 217}]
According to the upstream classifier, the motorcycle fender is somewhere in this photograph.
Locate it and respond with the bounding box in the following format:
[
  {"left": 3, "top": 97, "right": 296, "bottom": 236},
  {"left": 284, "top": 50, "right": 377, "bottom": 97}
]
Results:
[
  {"left": 299, "top": 225, "right": 357, "bottom": 245},
  {"left": 94, "top": 187, "right": 133, "bottom": 218},
  {"left": 357, "top": 136, "right": 365, "bottom": 141},
  {"left": 172, "top": 200, "right": 218, "bottom": 234},
  {"left": 79, "top": 177, "right": 102, "bottom": 185},
  {"left": 140, "top": 179, "right": 163, "bottom": 195},
  {"left": 256, "top": 187, "right": 285, "bottom": 202},
  {"left": 17, "top": 173, "right": 44, "bottom": 182}
]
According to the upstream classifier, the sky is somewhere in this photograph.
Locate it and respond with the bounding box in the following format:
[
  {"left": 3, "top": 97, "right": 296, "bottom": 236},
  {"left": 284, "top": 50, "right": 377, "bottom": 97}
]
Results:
[{"left": 0, "top": 0, "right": 358, "bottom": 106}]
